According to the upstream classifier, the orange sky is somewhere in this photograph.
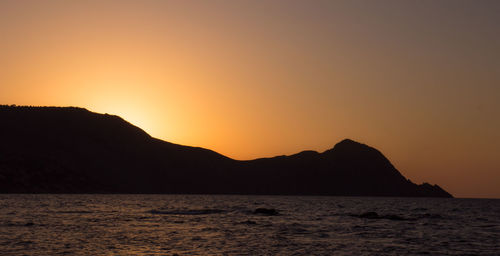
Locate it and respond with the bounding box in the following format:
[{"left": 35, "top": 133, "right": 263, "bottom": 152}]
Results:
[{"left": 1, "top": 0, "right": 499, "bottom": 198}]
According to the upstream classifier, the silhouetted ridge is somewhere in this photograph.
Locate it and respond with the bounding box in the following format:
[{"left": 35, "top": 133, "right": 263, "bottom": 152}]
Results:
[
  {"left": 333, "top": 138, "right": 364, "bottom": 148},
  {"left": 0, "top": 105, "right": 452, "bottom": 197},
  {"left": 324, "top": 138, "right": 403, "bottom": 177}
]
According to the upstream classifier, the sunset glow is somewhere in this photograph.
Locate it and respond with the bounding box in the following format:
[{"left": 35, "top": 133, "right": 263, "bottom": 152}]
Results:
[{"left": 1, "top": 0, "right": 499, "bottom": 198}]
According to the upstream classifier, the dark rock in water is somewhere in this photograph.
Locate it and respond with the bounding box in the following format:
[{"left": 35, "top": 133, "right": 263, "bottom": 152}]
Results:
[
  {"left": 412, "top": 207, "right": 428, "bottom": 212},
  {"left": 318, "top": 233, "right": 330, "bottom": 238},
  {"left": 254, "top": 208, "right": 279, "bottom": 216},
  {"left": 240, "top": 220, "right": 257, "bottom": 225},
  {"left": 0, "top": 105, "right": 453, "bottom": 197},
  {"left": 359, "top": 212, "right": 379, "bottom": 219}
]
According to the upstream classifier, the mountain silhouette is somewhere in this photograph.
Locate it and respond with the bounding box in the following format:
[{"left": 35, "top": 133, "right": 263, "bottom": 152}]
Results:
[{"left": 0, "top": 105, "right": 452, "bottom": 197}]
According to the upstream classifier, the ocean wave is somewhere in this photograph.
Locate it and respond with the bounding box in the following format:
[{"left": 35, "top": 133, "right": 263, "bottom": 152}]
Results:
[
  {"left": 349, "top": 211, "right": 445, "bottom": 221},
  {"left": 148, "top": 209, "right": 226, "bottom": 215},
  {"left": 3, "top": 221, "right": 36, "bottom": 227},
  {"left": 56, "top": 210, "right": 94, "bottom": 214}
]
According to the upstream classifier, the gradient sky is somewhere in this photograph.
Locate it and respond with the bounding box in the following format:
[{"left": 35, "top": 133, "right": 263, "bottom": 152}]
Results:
[{"left": 1, "top": 0, "right": 499, "bottom": 198}]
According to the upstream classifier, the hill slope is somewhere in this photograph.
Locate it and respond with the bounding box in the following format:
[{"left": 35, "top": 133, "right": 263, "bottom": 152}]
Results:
[{"left": 0, "top": 105, "right": 452, "bottom": 197}]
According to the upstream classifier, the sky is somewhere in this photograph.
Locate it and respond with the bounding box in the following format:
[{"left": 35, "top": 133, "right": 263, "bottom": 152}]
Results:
[{"left": 1, "top": 0, "right": 499, "bottom": 198}]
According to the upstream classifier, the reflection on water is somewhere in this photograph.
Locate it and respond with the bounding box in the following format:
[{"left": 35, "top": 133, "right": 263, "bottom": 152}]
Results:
[{"left": 0, "top": 195, "right": 499, "bottom": 255}]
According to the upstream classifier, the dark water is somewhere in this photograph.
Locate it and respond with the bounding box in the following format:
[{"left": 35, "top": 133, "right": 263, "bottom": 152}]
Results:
[{"left": 0, "top": 195, "right": 498, "bottom": 255}]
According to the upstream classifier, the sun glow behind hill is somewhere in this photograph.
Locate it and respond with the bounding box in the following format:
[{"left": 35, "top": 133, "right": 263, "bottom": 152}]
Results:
[{"left": 1, "top": 0, "right": 500, "bottom": 198}]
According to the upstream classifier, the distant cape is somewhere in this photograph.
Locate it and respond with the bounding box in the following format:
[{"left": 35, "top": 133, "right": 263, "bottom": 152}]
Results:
[{"left": 0, "top": 105, "right": 452, "bottom": 197}]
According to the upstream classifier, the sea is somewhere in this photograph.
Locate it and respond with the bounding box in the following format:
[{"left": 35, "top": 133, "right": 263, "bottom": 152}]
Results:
[{"left": 0, "top": 195, "right": 498, "bottom": 256}]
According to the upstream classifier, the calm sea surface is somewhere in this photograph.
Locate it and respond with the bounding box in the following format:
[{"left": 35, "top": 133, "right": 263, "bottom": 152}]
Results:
[{"left": 0, "top": 195, "right": 498, "bottom": 255}]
